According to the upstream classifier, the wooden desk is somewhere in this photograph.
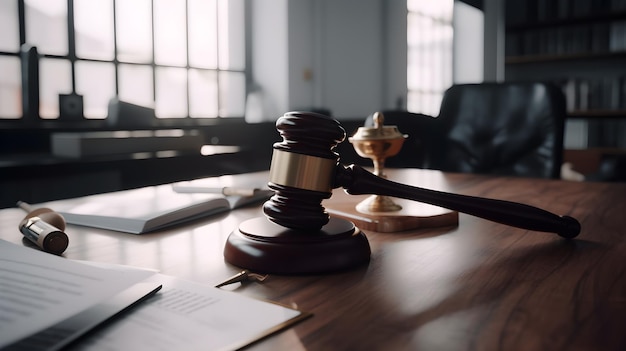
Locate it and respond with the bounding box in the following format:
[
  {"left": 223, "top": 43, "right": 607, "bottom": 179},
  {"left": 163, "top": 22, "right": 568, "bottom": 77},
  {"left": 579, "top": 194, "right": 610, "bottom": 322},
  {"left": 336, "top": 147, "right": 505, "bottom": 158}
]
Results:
[{"left": 1, "top": 169, "right": 624, "bottom": 351}]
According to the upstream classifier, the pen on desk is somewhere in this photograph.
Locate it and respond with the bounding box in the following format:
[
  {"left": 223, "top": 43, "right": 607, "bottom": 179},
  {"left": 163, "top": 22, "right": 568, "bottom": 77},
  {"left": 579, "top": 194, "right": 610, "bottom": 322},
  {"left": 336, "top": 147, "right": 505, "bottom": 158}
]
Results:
[
  {"left": 17, "top": 200, "right": 33, "bottom": 212},
  {"left": 172, "top": 185, "right": 261, "bottom": 197},
  {"left": 215, "top": 270, "right": 268, "bottom": 288}
]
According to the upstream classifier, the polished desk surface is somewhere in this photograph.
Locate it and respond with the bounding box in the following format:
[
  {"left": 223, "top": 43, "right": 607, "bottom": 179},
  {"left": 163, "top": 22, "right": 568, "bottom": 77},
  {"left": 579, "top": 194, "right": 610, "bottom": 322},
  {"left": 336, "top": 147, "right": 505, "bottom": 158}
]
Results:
[{"left": 1, "top": 169, "right": 625, "bottom": 351}]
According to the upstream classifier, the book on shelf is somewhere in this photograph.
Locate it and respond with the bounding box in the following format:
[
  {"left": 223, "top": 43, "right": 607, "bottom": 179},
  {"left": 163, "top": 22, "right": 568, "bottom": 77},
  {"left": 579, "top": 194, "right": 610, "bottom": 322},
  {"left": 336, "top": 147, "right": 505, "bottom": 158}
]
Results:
[
  {"left": 556, "top": 76, "right": 626, "bottom": 113},
  {"left": 36, "top": 174, "right": 273, "bottom": 234}
]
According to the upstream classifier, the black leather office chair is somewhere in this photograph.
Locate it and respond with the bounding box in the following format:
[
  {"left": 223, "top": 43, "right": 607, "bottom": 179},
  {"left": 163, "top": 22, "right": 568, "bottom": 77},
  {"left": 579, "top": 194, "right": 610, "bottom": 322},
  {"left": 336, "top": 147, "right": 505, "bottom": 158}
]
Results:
[{"left": 365, "top": 82, "right": 567, "bottom": 179}]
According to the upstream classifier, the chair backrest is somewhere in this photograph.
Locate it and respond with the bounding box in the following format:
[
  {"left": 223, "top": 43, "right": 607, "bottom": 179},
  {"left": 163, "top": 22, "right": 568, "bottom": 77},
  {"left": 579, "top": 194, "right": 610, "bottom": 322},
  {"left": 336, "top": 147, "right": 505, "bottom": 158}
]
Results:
[
  {"left": 431, "top": 82, "right": 566, "bottom": 179},
  {"left": 364, "top": 82, "right": 566, "bottom": 179}
]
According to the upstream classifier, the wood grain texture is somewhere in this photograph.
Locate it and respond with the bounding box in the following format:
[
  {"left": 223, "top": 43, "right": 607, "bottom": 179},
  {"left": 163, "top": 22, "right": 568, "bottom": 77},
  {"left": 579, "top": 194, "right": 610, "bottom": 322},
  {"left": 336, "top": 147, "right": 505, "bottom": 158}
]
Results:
[{"left": 1, "top": 169, "right": 624, "bottom": 351}]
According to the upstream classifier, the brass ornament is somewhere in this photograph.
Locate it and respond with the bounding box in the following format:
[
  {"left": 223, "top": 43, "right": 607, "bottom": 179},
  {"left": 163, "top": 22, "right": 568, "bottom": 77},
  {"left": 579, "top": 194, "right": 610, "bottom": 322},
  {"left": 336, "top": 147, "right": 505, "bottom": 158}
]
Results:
[{"left": 349, "top": 112, "right": 407, "bottom": 213}]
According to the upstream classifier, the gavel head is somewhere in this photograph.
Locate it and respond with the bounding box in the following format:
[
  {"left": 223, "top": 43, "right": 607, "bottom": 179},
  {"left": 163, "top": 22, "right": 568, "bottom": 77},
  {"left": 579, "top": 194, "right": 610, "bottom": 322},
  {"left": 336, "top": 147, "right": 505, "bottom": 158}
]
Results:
[{"left": 263, "top": 111, "right": 345, "bottom": 231}]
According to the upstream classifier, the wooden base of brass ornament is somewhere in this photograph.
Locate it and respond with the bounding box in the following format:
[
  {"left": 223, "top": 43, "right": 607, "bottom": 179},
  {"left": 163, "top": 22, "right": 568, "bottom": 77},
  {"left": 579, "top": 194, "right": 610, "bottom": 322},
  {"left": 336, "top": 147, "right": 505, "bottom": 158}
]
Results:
[
  {"left": 224, "top": 217, "right": 371, "bottom": 274},
  {"left": 325, "top": 195, "right": 459, "bottom": 233},
  {"left": 355, "top": 194, "right": 402, "bottom": 213}
]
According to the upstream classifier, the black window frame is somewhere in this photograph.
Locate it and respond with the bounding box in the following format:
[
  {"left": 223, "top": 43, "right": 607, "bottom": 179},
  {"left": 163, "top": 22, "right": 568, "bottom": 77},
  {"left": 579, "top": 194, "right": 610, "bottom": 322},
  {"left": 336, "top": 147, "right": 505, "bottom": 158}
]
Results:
[{"left": 0, "top": 0, "right": 249, "bottom": 130}]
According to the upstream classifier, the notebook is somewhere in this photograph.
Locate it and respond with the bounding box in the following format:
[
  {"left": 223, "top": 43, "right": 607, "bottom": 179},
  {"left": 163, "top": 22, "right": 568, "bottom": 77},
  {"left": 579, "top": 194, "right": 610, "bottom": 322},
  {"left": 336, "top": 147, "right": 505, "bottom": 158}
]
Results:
[{"left": 37, "top": 178, "right": 273, "bottom": 234}]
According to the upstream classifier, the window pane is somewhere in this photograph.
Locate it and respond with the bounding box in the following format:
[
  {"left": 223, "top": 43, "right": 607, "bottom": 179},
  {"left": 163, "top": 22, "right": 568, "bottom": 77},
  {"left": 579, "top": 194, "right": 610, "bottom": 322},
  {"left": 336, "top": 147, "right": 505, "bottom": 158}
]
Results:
[
  {"left": 407, "top": 48, "right": 422, "bottom": 91},
  {"left": 407, "top": 91, "right": 441, "bottom": 116},
  {"left": 40, "top": 58, "right": 72, "bottom": 118},
  {"left": 154, "top": 0, "right": 187, "bottom": 67},
  {"left": 156, "top": 67, "right": 187, "bottom": 118},
  {"left": 75, "top": 0, "right": 114, "bottom": 60},
  {"left": 408, "top": 0, "right": 453, "bottom": 21},
  {"left": 189, "top": 0, "right": 218, "bottom": 69},
  {"left": 0, "top": 0, "right": 20, "bottom": 52},
  {"left": 219, "top": 71, "right": 244, "bottom": 117},
  {"left": 218, "top": 0, "right": 245, "bottom": 70},
  {"left": 25, "top": 0, "right": 68, "bottom": 56},
  {"left": 407, "top": 1, "right": 452, "bottom": 116},
  {"left": 189, "top": 69, "right": 217, "bottom": 117},
  {"left": 0, "top": 56, "right": 21, "bottom": 118},
  {"left": 119, "top": 64, "right": 154, "bottom": 108},
  {"left": 76, "top": 61, "right": 115, "bottom": 119},
  {"left": 116, "top": 0, "right": 152, "bottom": 63}
]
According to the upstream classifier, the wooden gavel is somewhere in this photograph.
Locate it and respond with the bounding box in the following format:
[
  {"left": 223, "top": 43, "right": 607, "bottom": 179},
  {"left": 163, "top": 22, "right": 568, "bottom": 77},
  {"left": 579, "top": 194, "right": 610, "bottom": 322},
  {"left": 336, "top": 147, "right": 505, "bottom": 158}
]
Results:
[{"left": 262, "top": 111, "right": 581, "bottom": 239}]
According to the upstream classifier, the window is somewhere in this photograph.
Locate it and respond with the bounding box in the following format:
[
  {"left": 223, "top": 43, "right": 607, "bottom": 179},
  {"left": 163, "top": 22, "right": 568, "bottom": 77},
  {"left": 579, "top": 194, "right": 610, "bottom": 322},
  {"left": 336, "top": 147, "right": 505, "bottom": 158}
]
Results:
[
  {"left": 0, "top": 0, "right": 246, "bottom": 121},
  {"left": 406, "top": 0, "right": 453, "bottom": 116}
]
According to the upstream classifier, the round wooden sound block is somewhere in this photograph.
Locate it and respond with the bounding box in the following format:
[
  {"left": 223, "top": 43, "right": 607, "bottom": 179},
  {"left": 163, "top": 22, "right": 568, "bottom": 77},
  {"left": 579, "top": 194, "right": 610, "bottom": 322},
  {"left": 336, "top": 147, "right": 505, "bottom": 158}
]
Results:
[{"left": 224, "top": 217, "right": 371, "bottom": 274}]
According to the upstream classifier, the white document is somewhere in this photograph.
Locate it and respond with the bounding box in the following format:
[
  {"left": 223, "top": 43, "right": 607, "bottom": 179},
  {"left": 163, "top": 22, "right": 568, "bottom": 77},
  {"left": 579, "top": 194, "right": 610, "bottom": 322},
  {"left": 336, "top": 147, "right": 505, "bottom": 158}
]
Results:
[
  {"left": 0, "top": 239, "right": 158, "bottom": 349},
  {"left": 73, "top": 274, "right": 310, "bottom": 351},
  {"left": 0, "top": 239, "right": 309, "bottom": 350}
]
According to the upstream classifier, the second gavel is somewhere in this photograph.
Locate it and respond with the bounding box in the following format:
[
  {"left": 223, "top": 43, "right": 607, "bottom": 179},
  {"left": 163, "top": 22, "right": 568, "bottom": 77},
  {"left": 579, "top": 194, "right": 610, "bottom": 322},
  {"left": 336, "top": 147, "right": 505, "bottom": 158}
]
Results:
[{"left": 263, "top": 111, "right": 580, "bottom": 239}]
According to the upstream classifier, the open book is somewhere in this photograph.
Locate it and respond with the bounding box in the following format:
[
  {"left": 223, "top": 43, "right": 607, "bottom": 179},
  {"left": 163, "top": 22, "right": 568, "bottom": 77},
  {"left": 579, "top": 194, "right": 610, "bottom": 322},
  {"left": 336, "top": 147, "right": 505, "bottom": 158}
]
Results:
[{"left": 38, "top": 176, "right": 273, "bottom": 234}]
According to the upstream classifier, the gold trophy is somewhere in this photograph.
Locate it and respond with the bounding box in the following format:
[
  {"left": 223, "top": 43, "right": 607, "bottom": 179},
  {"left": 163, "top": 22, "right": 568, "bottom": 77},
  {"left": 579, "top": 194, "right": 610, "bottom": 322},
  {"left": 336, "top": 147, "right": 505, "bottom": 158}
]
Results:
[{"left": 349, "top": 112, "right": 407, "bottom": 213}]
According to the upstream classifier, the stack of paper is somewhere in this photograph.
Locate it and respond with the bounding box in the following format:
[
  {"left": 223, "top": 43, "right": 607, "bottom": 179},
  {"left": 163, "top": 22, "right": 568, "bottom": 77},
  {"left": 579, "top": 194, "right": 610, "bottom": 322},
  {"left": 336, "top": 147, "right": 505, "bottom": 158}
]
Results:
[{"left": 0, "top": 240, "right": 309, "bottom": 350}]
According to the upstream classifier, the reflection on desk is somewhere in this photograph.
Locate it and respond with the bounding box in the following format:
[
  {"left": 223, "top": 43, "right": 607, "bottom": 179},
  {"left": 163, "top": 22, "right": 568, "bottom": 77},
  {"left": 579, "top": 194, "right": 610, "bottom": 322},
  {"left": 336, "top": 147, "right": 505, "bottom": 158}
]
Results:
[{"left": 0, "top": 168, "right": 625, "bottom": 351}]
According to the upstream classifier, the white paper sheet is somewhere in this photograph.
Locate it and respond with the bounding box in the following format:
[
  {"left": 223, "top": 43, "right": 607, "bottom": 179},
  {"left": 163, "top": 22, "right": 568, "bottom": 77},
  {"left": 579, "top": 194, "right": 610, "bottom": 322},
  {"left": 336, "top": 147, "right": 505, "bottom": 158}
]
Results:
[
  {"left": 0, "top": 239, "right": 157, "bottom": 349},
  {"left": 1, "top": 240, "right": 308, "bottom": 350},
  {"left": 72, "top": 274, "right": 309, "bottom": 351}
]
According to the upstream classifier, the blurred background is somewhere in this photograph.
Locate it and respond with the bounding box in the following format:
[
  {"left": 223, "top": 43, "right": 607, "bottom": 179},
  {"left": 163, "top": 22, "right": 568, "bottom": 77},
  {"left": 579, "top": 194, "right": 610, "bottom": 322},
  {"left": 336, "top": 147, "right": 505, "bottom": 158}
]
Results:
[{"left": 0, "top": 0, "right": 624, "bottom": 208}]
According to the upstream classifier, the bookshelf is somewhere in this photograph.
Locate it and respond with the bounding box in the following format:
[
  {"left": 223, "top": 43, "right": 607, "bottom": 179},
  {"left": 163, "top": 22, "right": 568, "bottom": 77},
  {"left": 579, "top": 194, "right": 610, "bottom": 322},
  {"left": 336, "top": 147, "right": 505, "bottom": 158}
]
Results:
[{"left": 504, "top": 0, "right": 626, "bottom": 180}]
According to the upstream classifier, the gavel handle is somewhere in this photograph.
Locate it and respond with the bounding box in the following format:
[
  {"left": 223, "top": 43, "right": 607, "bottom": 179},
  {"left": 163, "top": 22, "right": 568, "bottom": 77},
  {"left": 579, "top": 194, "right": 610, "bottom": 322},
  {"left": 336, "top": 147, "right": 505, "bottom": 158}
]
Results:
[{"left": 335, "top": 164, "right": 580, "bottom": 238}]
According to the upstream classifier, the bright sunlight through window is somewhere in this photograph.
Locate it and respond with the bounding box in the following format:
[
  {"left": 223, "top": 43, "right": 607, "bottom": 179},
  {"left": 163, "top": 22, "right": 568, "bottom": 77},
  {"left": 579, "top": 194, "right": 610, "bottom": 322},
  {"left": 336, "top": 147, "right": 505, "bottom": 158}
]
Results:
[{"left": 407, "top": 0, "right": 453, "bottom": 116}]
